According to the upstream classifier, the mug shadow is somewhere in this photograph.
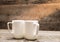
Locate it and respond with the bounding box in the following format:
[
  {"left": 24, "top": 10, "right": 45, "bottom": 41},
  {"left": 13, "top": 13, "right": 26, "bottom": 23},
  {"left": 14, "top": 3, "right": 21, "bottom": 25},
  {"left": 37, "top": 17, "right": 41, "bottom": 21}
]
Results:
[
  {"left": 7, "top": 37, "right": 24, "bottom": 40},
  {"left": 7, "top": 37, "right": 37, "bottom": 41}
]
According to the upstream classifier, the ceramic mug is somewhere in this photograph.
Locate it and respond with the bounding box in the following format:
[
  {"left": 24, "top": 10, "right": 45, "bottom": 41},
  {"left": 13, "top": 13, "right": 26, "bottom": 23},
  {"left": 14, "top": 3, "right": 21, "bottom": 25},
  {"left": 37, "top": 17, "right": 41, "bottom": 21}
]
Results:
[
  {"left": 24, "top": 20, "right": 39, "bottom": 40},
  {"left": 7, "top": 20, "right": 25, "bottom": 38}
]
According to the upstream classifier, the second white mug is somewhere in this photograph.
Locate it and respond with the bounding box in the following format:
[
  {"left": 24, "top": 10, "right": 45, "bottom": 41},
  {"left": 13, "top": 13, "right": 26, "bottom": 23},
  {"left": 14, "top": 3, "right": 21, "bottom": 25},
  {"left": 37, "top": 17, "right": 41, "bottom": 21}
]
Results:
[{"left": 24, "top": 20, "right": 39, "bottom": 40}]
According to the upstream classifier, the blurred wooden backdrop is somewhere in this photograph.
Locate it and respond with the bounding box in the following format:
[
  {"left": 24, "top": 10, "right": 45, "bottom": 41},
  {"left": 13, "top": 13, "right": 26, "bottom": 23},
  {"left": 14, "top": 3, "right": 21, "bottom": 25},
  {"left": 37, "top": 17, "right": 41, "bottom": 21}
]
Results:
[
  {"left": 0, "top": 0, "right": 60, "bottom": 4},
  {"left": 0, "top": 0, "right": 60, "bottom": 31}
]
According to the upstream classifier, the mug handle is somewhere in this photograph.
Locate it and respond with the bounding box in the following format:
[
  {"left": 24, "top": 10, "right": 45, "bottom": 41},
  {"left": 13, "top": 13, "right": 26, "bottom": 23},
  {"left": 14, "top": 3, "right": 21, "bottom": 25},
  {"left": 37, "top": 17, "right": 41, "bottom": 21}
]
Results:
[
  {"left": 33, "top": 23, "right": 39, "bottom": 34},
  {"left": 36, "top": 23, "right": 40, "bottom": 39},
  {"left": 33, "top": 23, "right": 39, "bottom": 39},
  {"left": 7, "top": 22, "right": 12, "bottom": 33},
  {"left": 7, "top": 22, "right": 14, "bottom": 37}
]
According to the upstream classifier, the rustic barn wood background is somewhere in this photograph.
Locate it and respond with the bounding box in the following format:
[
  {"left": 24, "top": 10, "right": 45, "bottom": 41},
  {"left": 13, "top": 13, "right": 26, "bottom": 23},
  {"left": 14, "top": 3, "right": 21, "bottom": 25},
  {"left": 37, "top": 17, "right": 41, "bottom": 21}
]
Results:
[
  {"left": 0, "top": 0, "right": 60, "bottom": 4},
  {"left": 0, "top": 0, "right": 60, "bottom": 31}
]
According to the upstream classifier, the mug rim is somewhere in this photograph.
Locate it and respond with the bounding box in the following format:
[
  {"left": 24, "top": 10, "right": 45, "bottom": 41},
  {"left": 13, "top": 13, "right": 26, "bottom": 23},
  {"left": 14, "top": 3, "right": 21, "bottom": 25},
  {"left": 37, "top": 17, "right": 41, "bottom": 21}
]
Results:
[
  {"left": 11, "top": 20, "right": 38, "bottom": 23},
  {"left": 12, "top": 20, "right": 25, "bottom": 23}
]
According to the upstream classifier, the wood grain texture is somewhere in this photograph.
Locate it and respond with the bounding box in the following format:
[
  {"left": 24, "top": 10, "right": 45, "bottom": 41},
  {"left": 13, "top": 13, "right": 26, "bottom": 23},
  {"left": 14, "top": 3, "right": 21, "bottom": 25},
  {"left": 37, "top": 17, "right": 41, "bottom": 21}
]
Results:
[
  {"left": 0, "top": 4, "right": 60, "bottom": 21},
  {"left": 0, "top": 0, "right": 60, "bottom": 4},
  {"left": 0, "top": 30, "right": 60, "bottom": 42}
]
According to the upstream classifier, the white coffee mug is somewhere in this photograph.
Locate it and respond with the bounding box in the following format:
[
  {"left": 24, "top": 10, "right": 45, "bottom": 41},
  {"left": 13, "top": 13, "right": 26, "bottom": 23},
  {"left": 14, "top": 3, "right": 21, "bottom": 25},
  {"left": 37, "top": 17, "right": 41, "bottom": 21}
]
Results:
[
  {"left": 7, "top": 20, "right": 25, "bottom": 38},
  {"left": 24, "top": 20, "right": 39, "bottom": 40}
]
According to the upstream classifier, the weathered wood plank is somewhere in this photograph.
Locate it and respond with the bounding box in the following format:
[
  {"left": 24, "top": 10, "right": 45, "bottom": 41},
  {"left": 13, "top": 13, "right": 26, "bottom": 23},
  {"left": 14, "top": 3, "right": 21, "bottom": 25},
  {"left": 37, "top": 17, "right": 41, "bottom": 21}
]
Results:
[
  {"left": 0, "top": 0, "right": 60, "bottom": 4},
  {"left": 0, "top": 30, "right": 60, "bottom": 42},
  {"left": 0, "top": 4, "right": 60, "bottom": 21}
]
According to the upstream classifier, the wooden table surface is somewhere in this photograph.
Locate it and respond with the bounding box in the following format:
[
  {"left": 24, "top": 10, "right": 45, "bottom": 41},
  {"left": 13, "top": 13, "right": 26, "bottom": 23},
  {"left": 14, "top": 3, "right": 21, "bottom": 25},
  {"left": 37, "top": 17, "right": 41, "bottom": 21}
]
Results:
[{"left": 0, "top": 29, "right": 60, "bottom": 42}]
